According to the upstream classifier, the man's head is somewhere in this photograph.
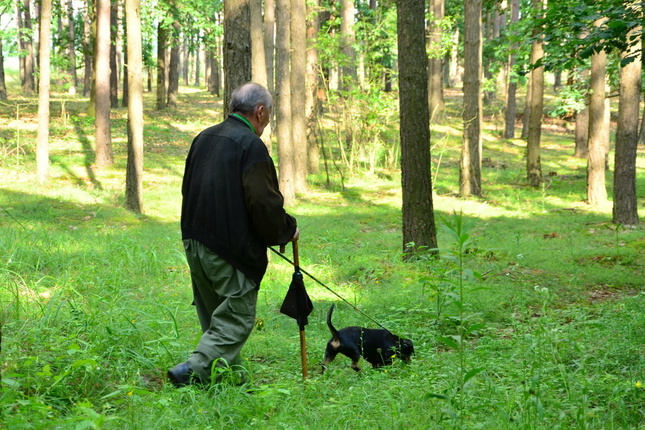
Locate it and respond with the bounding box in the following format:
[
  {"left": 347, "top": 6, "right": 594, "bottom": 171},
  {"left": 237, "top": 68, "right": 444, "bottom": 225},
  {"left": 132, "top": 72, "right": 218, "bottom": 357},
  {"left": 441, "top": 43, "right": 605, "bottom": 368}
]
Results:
[{"left": 230, "top": 82, "right": 272, "bottom": 137}]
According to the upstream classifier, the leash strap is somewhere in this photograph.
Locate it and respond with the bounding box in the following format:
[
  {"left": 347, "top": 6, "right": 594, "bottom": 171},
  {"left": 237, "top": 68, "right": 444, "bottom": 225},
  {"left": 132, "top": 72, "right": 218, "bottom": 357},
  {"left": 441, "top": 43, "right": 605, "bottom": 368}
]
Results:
[{"left": 269, "top": 246, "right": 390, "bottom": 332}]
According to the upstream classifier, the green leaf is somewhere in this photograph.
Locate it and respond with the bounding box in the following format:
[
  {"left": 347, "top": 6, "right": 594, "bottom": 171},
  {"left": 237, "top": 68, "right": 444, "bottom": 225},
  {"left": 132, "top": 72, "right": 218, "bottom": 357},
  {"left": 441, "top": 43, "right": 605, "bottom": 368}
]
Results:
[{"left": 464, "top": 367, "right": 486, "bottom": 384}]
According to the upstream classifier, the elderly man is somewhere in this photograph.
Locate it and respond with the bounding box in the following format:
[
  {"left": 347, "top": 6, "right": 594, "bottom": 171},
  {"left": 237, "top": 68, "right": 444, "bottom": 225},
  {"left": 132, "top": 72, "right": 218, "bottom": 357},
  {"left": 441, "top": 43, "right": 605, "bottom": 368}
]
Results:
[{"left": 168, "top": 82, "right": 299, "bottom": 387}]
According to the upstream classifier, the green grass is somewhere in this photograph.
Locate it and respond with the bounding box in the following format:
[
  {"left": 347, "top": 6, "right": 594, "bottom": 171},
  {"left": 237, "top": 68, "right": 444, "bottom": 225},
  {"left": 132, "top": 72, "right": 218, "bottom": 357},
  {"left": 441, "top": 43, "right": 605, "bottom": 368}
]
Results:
[{"left": 0, "top": 84, "right": 643, "bottom": 429}]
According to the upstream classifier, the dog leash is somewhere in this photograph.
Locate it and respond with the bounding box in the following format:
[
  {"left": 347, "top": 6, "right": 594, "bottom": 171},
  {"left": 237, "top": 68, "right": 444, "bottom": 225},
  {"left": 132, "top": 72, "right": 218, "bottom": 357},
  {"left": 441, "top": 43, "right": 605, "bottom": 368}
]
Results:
[{"left": 269, "top": 245, "right": 391, "bottom": 332}]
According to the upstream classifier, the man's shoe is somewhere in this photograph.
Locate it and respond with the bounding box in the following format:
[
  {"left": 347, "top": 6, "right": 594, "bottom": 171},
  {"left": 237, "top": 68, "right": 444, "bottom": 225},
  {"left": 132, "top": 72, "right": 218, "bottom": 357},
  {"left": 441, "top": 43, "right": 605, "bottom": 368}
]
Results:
[{"left": 167, "top": 362, "right": 204, "bottom": 387}]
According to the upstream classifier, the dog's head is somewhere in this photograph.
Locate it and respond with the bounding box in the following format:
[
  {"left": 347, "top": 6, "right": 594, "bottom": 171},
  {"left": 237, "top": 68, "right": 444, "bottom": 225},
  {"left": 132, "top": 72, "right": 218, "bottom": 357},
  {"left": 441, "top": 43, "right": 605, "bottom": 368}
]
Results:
[{"left": 397, "top": 338, "right": 415, "bottom": 362}]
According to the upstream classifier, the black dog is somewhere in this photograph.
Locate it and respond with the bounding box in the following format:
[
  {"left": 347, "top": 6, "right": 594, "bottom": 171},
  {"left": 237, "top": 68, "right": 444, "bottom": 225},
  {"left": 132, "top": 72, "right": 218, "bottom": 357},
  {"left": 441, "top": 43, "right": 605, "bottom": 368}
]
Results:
[{"left": 322, "top": 304, "right": 414, "bottom": 372}]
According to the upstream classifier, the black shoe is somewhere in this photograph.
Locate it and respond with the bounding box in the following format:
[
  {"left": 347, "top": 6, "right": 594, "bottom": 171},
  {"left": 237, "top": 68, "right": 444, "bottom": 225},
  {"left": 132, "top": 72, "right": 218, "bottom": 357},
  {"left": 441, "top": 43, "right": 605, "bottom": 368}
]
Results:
[{"left": 167, "top": 362, "right": 205, "bottom": 387}]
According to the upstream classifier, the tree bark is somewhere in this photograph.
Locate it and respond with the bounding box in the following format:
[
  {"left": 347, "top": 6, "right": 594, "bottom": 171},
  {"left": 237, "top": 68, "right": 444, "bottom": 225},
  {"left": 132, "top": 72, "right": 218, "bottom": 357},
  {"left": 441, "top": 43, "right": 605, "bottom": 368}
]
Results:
[
  {"left": 340, "top": 0, "right": 356, "bottom": 90},
  {"left": 67, "top": 0, "right": 78, "bottom": 94},
  {"left": 503, "top": 0, "right": 519, "bottom": 139},
  {"left": 427, "top": 0, "right": 445, "bottom": 123},
  {"left": 264, "top": 0, "right": 275, "bottom": 94},
  {"left": 587, "top": 20, "right": 609, "bottom": 206},
  {"left": 276, "top": 0, "right": 295, "bottom": 205},
  {"left": 612, "top": 26, "right": 641, "bottom": 225},
  {"left": 36, "top": 0, "right": 52, "bottom": 184},
  {"left": 0, "top": 37, "right": 7, "bottom": 100},
  {"left": 19, "top": 0, "right": 35, "bottom": 95},
  {"left": 291, "top": 0, "right": 307, "bottom": 194},
  {"left": 526, "top": 0, "right": 545, "bottom": 188},
  {"left": 156, "top": 22, "right": 168, "bottom": 110},
  {"left": 83, "top": 0, "right": 92, "bottom": 97},
  {"left": 305, "top": 0, "right": 320, "bottom": 173},
  {"left": 94, "top": 0, "right": 113, "bottom": 168},
  {"left": 110, "top": 1, "right": 118, "bottom": 107},
  {"left": 223, "top": 0, "right": 251, "bottom": 117},
  {"left": 460, "top": 0, "right": 483, "bottom": 197},
  {"left": 168, "top": 21, "right": 181, "bottom": 108},
  {"left": 397, "top": 0, "right": 437, "bottom": 257},
  {"left": 125, "top": 0, "right": 144, "bottom": 213},
  {"left": 251, "top": 0, "right": 271, "bottom": 149}
]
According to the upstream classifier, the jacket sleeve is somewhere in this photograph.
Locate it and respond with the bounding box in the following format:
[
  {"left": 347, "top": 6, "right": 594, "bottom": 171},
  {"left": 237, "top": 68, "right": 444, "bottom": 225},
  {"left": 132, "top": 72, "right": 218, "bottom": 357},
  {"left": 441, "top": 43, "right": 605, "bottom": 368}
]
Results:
[{"left": 242, "top": 160, "right": 297, "bottom": 246}]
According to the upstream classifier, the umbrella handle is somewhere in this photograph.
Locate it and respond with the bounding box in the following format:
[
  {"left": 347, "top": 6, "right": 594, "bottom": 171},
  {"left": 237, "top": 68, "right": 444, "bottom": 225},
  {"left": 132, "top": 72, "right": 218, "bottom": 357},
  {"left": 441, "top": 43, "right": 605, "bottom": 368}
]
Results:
[
  {"left": 278, "top": 240, "right": 300, "bottom": 269},
  {"left": 300, "top": 329, "right": 308, "bottom": 379},
  {"left": 293, "top": 240, "right": 300, "bottom": 269}
]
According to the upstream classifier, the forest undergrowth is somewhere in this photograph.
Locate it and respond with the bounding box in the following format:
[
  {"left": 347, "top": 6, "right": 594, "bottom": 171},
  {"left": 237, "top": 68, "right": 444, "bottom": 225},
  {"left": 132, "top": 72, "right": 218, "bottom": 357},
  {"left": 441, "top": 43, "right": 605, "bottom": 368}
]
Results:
[{"left": 0, "top": 86, "right": 643, "bottom": 429}]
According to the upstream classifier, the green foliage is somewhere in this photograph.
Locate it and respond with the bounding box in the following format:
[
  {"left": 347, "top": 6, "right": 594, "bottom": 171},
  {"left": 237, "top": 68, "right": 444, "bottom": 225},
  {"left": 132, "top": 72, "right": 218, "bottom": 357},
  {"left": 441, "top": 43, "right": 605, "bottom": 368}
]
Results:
[{"left": 0, "top": 87, "right": 643, "bottom": 429}]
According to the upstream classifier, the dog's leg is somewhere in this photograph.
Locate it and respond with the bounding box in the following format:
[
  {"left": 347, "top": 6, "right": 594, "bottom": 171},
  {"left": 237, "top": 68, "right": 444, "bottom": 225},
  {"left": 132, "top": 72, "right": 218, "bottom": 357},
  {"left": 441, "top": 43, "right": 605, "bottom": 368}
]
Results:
[
  {"left": 321, "top": 350, "right": 337, "bottom": 373},
  {"left": 350, "top": 359, "right": 361, "bottom": 372}
]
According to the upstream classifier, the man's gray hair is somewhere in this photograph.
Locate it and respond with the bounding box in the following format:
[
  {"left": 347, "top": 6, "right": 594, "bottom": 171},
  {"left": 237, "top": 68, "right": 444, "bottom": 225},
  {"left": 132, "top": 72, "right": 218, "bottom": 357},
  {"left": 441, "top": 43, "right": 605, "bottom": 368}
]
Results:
[{"left": 229, "top": 82, "right": 273, "bottom": 114}]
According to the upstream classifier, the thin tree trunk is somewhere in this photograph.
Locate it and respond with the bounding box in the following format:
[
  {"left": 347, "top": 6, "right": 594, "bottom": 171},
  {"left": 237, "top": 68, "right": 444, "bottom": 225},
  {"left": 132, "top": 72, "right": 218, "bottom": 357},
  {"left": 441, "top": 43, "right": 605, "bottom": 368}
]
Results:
[
  {"left": 396, "top": 0, "right": 437, "bottom": 256},
  {"left": 94, "top": 0, "right": 113, "bottom": 168},
  {"left": 67, "top": 0, "right": 77, "bottom": 94},
  {"left": 156, "top": 22, "right": 168, "bottom": 110},
  {"left": 0, "top": 37, "right": 7, "bottom": 100},
  {"left": 251, "top": 0, "right": 271, "bottom": 149},
  {"left": 427, "top": 0, "right": 445, "bottom": 123},
  {"left": 340, "top": 0, "right": 356, "bottom": 90},
  {"left": 503, "top": 0, "right": 519, "bottom": 139},
  {"left": 276, "top": 0, "right": 295, "bottom": 204},
  {"left": 36, "top": 0, "right": 52, "bottom": 184},
  {"left": 20, "top": 0, "right": 35, "bottom": 95},
  {"left": 612, "top": 25, "right": 641, "bottom": 225},
  {"left": 526, "top": 0, "right": 545, "bottom": 188},
  {"left": 110, "top": 1, "right": 118, "bottom": 107},
  {"left": 587, "top": 20, "right": 608, "bottom": 206},
  {"left": 305, "top": 0, "right": 320, "bottom": 173},
  {"left": 574, "top": 106, "right": 589, "bottom": 158},
  {"left": 223, "top": 0, "right": 251, "bottom": 117},
  {"left": 83, "top": 0, "right": 92, "bottom": 97},
  {"left": 264, "top": 0, "right": 275, "bottom": 94},
  {"left": 460, "top": 0, "right": 483, "bottom": 197},
  {"left": 168, "top": 21, "right": 181, "bottom": 108},
  {"left": 291, "top": 0, "right": 307, "bottom": 194},
  {"left": 125, "top": 0, "right": 144, "bottom": 213}
]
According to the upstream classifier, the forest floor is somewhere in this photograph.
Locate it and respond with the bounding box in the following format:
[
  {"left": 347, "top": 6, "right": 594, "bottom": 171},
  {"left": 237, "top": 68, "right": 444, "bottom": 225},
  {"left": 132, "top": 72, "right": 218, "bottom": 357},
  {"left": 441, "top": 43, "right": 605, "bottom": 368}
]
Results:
[{"left": 0, "top": 86, "right": 644, "bottom": 429}]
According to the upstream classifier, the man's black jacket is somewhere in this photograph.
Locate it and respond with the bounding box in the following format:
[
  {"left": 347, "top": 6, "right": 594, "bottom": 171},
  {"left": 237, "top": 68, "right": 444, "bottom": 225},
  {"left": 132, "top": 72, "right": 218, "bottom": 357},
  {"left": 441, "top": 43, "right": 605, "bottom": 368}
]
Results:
[{"left": 181, "top": 115, "right": 297, "bottom": 286}]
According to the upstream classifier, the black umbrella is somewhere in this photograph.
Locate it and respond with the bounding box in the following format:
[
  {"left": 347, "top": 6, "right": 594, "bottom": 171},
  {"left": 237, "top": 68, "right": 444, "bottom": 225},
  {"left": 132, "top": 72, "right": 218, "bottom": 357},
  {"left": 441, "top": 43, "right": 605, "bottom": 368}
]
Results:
[{"left": 279, "top": 241, "right": 313, "bottom": 378}]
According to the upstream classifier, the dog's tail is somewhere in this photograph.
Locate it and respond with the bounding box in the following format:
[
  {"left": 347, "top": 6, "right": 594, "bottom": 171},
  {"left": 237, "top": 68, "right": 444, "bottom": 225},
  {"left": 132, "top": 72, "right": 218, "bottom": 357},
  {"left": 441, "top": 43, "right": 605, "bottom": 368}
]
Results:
[{"left": 327, "top": 303, "right": 340, "bottom": 341}]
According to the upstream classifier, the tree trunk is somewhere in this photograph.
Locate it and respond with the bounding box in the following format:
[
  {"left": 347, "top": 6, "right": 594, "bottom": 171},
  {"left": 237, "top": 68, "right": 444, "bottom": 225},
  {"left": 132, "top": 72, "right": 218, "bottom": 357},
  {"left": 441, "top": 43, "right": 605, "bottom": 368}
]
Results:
[
  {"left": 83, "top": 0, "right": 92, "bottom": 97},
  {"left": 264, "top": 0, "right": 275, "bottom": 94},
  {"left": 396, "top": 0, "right": 437, "bottom": 257},
  {"left": 67, "top": 0, "right": 78, "bottom": 94},
  {"left": 503, "top": 0, "right": 519, "bottom": 139},
  {"left": 340, "top": 0, "right": 356, "bottom": 90},
  {"left": 94, "top": 0, "right": 113, "bottom": 168},
  {"left": 612, "top": 26, "right": 641, "bottom": 225},
  {"left": 125, "top": 0, "right": 144, "bottom": 213},
  {"left": 168, "top": 21, "right": 181, "bottom": 108},
  {"left": 526, "top": 0, "right": 545, "bottom": 188},
  {"left": 36, "top": 0, "right": 52, "bottom": 184},
  {"left": 156, "top": 22, "right": 168, "bottom": 110},
  {"left": 251, "top": 0, "right": 271, "bottom": 149},
  {"left": 574, "top": 106, "right": 589, "bottom": 158},
  {"left": 460, "top": 0, "right": 482, "bottom": 197},
  {"left": 305, "top": 0, "right": 320, "bottom": 174},
  {"left": 276, "top": 0, "right": 295, "bottom": 205},
  {"left": 223, "top": 0, "right": 251, "bottom": 118},
  {"left": 19, "top": 0, "right": 35, "bottom": 95},
  {"left": 587, "top": 21, "right": 608, "bottom": 206},
  {"left": 427, "top": 0, "right": 445, "bottom": 123},
  {"left": 110, "top": 1, "right": 118, "bottom": 107},
  {"left": 0, "top": 37, "right": 7, "bottom": 100},
  {"left": 291, "top": 0, "right": 307, "bottom": 194}
]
